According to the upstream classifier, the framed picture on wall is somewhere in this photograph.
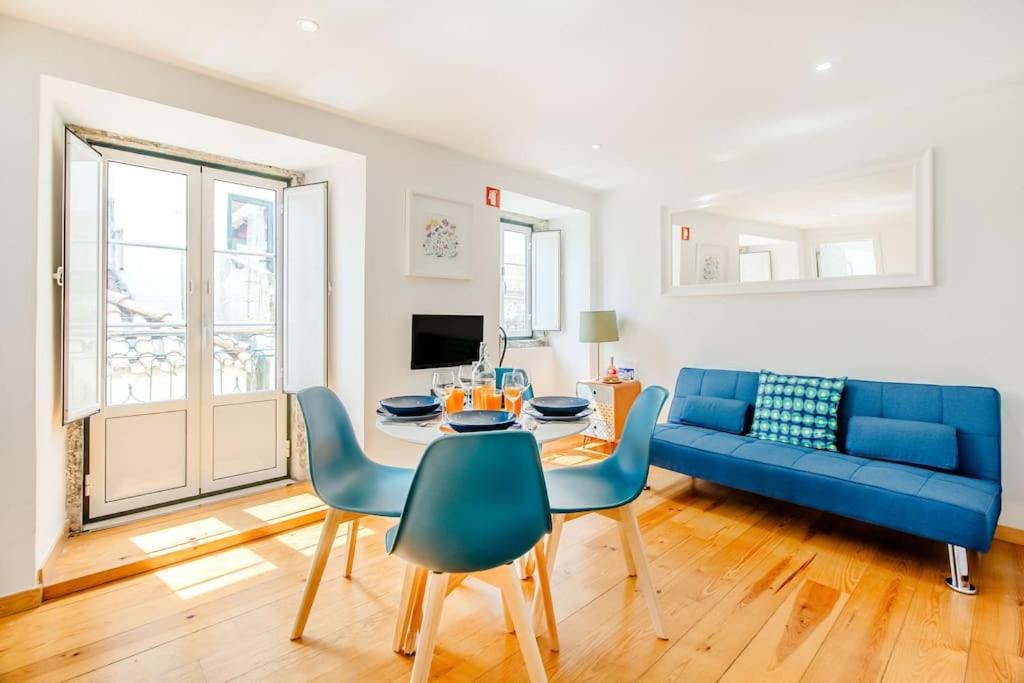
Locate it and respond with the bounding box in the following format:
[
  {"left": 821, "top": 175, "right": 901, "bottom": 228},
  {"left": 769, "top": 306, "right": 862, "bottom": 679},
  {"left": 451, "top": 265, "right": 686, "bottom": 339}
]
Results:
[
  {"left": 406, "top": 190, "right": 474, "bottom": 279},
  {"left": 696, "top": 243, "right": 729, "bottom": 284}
]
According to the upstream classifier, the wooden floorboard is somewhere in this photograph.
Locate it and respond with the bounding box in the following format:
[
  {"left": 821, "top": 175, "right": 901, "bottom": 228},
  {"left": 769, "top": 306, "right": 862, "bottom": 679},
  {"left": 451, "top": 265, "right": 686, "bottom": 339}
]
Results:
[
  {"left": 43, "top": 481, "right": 327, "bottom": 600},
  {"left": 1, "top": 438, "right": 1018, "bottom": 682}
]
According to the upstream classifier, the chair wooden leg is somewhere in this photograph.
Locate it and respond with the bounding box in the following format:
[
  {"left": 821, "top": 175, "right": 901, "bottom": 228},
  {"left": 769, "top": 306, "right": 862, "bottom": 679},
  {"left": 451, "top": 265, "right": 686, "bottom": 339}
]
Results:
[
  {"left": 497, "top": 564, "right": 549, "bottom": 683},
  {"left": 618, "top": 503, "right": 667, "bottom": 639},
  {"left": 410, "top": 571, "right": 449, "bottom": 683},
  {"left": 502, "top": 592, "right": 516, "bottom": 633},
  {"left": 393, "top": 562, "right": 417, "bottom": 652},
  {"left": 403, "top": 568, "right": 428, "bottom": 654},
  {"left": 524, "top": 552, "right": 537, "bottom": 578},
  {"left": 617, "top": 520, "right": 637, "bottom": 577},
  {"left": 515, "top": 555, "right": 530, "bottom": 580},
  {"left": 532, "top": 513, "right": 564, "bottom": 630},
  {"left": 532, "top": 540, "right": 559, "bottom": 652},
  {"left": 290, "top": 508, "right": 344, "bottom": 640},
  {"left": 343, "top": 518, "right": 360, "bottom": 578}
]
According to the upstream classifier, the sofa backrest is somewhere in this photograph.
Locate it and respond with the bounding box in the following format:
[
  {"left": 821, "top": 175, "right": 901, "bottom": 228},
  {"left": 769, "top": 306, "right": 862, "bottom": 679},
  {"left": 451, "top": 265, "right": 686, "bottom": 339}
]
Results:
[{"left": 669, "top": 367, "right": 1001, "bottom": 482}]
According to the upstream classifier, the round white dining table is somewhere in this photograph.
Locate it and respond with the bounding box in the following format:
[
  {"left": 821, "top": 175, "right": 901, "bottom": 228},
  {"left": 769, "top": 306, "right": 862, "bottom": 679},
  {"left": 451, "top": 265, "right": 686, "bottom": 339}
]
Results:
[{"left": 375, "top": 413, "right": 591, "bottom": 446}]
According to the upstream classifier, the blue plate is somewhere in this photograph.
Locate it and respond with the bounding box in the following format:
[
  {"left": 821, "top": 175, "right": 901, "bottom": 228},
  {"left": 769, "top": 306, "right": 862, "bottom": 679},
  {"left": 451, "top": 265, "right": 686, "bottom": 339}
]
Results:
[
  {"left": 446, "top": 410, "right": 517, "bottom": 433},
  {"left": 529, "top": 396, "right": 590, "bottom": 417},
  {"left": 380, "top": 395, "right": 441, "bottom": 416}
]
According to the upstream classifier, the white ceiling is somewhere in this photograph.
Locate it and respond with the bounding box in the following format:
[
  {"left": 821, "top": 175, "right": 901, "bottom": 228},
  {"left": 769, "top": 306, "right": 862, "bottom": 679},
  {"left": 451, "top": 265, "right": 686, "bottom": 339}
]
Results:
[{"left": 5, "top": 0, "right": 1024, "bottom": 190}]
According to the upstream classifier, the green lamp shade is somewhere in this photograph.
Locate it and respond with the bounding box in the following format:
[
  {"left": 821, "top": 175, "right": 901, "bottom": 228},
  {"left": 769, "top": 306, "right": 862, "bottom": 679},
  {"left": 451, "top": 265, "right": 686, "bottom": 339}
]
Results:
[{"left": 579, "top": 310, "right": 619, "bottom": 343}]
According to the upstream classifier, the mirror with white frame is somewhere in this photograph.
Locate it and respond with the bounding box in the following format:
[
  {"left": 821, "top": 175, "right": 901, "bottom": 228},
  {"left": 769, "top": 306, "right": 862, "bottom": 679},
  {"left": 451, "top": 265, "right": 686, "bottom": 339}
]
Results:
[{"left": 662, "top": 151, "right": 933, "bottom": 296}]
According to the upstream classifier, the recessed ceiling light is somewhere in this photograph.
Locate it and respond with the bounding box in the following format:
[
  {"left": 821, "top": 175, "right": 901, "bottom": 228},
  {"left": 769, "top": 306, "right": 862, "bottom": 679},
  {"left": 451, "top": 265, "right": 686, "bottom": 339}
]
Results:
[
  {"left": 815, "top": 61, "right": 833, "bottom": 72},
  {"left": 296, "top": 18, "right": 320, "bottom": 33},
  {"left": 591, "top": 144, "right": 602, "bottom": 150}
]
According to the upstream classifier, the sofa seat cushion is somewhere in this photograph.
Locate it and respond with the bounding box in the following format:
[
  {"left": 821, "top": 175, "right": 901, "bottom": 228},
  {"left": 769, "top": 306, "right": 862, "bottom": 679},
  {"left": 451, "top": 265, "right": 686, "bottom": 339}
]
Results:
[{"left": 651, "top": 424, "right": 1000, "bottom": 551}]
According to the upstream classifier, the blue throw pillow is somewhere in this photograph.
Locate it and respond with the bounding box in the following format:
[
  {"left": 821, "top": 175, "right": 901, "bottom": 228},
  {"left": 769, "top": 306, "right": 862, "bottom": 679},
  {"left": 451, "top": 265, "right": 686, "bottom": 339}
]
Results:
[
  {"left": 750, "top": 370, "right": 846, "bottom": 451},
  {"left": 679, "top": 396, "right": 749, "bottom": 434},
  {"left": 845, "top": 416, "right": 958, "bottom": 470}
]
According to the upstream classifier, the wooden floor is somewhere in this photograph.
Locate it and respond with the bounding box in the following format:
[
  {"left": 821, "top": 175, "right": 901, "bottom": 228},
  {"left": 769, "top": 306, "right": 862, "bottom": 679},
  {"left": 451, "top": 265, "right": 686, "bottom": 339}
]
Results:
[
  {"left": 2, "top": 438, "right": 1022, "bottom": 682},
  {"left": 43, "top": 483, "right": 327, "bottom": 600}
]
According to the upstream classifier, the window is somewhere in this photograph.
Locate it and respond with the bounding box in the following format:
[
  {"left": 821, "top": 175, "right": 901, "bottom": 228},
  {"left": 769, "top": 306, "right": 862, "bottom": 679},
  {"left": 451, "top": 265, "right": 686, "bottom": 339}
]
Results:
[
  {"left": 61, "top": 128, "right": 329, "bottom": 518},
  {"left": 739, "top": 249, "right": 773, "bottom": 283},
  {"left": 500, "top": 216, "right": 561, "bottom": 339},
  {"left": 815, "top": 239, "right": 878, "bottom": 278},
  {"left": 501, "top": 219, "right": 532, "bottom": 338}
]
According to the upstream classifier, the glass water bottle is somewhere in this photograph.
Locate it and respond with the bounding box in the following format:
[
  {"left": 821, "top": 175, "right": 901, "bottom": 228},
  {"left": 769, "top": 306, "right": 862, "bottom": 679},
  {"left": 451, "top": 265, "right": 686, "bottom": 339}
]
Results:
[{"left": 470, "top": 342, "right": 496, "bottom": 408}]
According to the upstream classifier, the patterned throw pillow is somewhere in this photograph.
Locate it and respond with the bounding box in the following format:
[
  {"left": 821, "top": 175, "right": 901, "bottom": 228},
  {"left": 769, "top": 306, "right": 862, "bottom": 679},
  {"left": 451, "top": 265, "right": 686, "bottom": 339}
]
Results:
[{"left": 749, "top": 370, "right": 847, "bottom": 451}]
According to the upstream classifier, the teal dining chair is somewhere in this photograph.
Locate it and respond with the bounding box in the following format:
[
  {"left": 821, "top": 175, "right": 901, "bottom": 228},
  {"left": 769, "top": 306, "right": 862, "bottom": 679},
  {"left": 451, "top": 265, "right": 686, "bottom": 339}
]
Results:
[
  {"left": 496, "top": 367, "right": 536, "bottom": 402},
  {"left": 531, "top": 385, "right": 670, "bottom": 640},
  {"left": 388, "top": 430, "right": 554, "bottom": 683},
  {"left": 290, "top": 386, "right": 416, "bottom": 640}
]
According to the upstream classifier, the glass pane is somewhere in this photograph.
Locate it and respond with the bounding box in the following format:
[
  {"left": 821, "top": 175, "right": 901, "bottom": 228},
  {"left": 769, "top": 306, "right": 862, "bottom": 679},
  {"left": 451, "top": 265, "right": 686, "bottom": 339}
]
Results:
[
  {"left": 214, "top": 329, "right": 276, "bottom": 394},
  {"left": 503, "top": 296, "right": 529, "bottom": 337},
  {"left": 503, "top": 229, "right": 527, "bottom": 265},
  {"left": 107, "top": 162, "right": 187, "bottom": 248},
  {"left": 109, "top": 244, "right": 187, "bottom": 321},
  {"left": 106, "top": 162, "right": 189, "bottom": 406},
  {"left": 503, "top": 263, "right": 527, "bottom": 296},
  {"left": 739, "top": 251, "right": 772, "bottom": 283},
  {"left": 106, "top": 328, "right": 187, "bottom": 405},
  {"left": 214, "top": 180, "right": 276, "bottom": 254},
  {"left": 214, "top": 253, "right": 276, "bottom": 325},
  {"left": 213, "top": 179, "right": 277, "bottom": 395},
  {"left": 818, "top": 240, "right": 877, "bottom": 278}
]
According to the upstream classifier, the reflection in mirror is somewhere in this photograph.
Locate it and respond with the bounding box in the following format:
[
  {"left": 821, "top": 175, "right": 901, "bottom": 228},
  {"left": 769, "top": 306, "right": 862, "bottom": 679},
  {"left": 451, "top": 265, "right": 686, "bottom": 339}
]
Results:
[{"left": 670, "top": 161, "right": 920, "bottom": 291}]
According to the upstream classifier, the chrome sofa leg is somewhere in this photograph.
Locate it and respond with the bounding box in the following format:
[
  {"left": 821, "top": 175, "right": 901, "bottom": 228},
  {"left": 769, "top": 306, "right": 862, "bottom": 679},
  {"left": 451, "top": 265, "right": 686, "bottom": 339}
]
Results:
[{"left": 945, "top": 544, "right": 977, "bottom": 595}]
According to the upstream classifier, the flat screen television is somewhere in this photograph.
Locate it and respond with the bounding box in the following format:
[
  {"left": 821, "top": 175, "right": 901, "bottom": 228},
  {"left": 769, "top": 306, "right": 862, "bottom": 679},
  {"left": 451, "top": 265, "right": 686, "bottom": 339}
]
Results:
[{"left": 411, "top": 314, "right": 484, "bottom": 370}]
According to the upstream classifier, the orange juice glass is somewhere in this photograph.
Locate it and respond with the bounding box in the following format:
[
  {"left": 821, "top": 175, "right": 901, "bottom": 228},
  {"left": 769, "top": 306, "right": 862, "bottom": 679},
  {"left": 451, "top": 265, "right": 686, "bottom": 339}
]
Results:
[
  {"left": 471, "top": 385, "right": 490, "bottom": 410},
  {"left": 504, "top": 387, "right": 523, "bottom": 416},
  {"left": 485, "top": 388, "right": 504, "bottom": 410},
  {"left": 445, "top": 387, "right": 465, "bottom": 414}
]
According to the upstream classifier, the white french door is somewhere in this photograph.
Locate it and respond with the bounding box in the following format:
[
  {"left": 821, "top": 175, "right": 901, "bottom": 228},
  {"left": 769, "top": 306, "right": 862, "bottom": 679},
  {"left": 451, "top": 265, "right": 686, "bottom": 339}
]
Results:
[
  {"left": 86, "top": 149, "right": 288, "bottom": 519},
  {"left": 200, "top": 169, "right": 287, "bottom": 494}
]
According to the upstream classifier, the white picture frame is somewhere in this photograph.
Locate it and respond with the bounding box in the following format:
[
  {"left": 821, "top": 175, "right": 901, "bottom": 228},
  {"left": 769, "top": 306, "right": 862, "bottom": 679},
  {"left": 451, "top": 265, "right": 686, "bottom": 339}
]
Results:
[
  {"left": 696, "top": 243, "right": 729, "bottom": 284},
  {"left": 406, "top": 190, "right": 474, "bottom": 279}
]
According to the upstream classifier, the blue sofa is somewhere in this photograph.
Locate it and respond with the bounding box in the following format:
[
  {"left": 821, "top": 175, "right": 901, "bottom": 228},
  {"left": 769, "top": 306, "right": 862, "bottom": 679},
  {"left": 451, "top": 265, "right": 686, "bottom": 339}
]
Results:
[{"left": 651, "top": 368, "right": 1002, "bottom": 593}]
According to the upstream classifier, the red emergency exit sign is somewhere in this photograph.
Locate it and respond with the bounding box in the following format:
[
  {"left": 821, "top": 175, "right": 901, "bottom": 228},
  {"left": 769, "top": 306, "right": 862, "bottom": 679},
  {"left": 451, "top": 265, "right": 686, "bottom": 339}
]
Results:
[{"left": 486, "top": 186, "right": 501, "bottom": 208}]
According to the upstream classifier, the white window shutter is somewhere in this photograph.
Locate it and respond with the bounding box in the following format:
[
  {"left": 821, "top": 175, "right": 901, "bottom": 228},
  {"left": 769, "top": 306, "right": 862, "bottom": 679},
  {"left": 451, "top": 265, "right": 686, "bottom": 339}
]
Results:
[
  {"left": 283, "top": 181, "right": 329, "bottom": 392},
  {"left": 62, "top": 130, "right": 104, "bottom": 423},
  {"left": 532, "top": 230, "right": 561, "bottom": 331}
]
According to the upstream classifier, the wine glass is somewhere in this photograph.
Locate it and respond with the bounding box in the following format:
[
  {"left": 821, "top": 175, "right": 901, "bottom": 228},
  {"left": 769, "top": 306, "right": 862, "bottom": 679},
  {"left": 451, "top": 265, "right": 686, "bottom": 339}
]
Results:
[
  {"left": 458, "top": 364, "right": 475, "bottom": 405},
  {"left": 432, "top": 370, "right": 456, "bottom": 421},
  {"left": 502, "top": 370, "right": 527, "bottom": 417}
]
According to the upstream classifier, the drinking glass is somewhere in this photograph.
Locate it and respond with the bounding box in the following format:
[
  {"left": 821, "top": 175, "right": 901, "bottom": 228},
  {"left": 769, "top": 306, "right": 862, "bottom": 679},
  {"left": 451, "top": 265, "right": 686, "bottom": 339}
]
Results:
[
  {"left": 432, "top": 370, "right": 456, "bottom": 420},
  {"left": 458, "top": 365, "right": 475, "bottom": 404},
  {"left": 502, "top": 370, "right": 527, "bottom": 417}
]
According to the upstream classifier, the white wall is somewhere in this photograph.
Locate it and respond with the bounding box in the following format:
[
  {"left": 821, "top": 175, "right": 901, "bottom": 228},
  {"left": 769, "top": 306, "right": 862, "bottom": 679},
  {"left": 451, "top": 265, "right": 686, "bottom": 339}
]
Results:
[
  {"left": 0, "top": 15, "right": 595, "bottom": 597},
  {"left": 34, "top": 79, "right": 67, "bottom": 567},
  {"left": 597, "top": 80, "right": 1024, "bottom": 528}
]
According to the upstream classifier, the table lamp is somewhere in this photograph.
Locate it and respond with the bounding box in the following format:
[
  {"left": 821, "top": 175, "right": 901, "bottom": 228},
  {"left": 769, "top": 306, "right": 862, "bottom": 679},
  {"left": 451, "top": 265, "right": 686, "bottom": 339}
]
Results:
[{"left": 579, "top": 310, "right": 619, "bottom": 379}]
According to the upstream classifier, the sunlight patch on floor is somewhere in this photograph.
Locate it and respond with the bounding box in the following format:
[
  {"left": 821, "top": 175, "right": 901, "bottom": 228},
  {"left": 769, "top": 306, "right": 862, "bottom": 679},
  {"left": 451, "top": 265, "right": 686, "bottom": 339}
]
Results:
[
  {"left": 274, "top": 521, "right": 376, "bottom": 557},
  {"left": 243, "top": 493, "right": 326, "bottom": 522},
  {"left": 130, "top": 517, "right": 236, "bottom": 554},
  {"left": 155, "top": 547, "right": 277, "bottom": 599},
  {"left": 543, "top": 453, "right": 597, "bottom": 467}
]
